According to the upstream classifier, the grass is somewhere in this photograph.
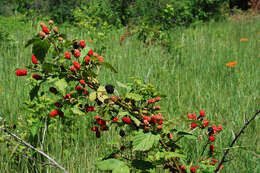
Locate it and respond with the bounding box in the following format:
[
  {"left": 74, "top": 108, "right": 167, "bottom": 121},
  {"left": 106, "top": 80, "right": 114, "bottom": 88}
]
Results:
[{"left": 0, "top": 15, "right": 259, "bottom": 172}]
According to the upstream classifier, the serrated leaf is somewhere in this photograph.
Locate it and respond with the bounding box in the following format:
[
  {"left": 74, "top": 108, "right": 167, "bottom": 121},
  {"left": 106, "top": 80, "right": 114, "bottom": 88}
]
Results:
[
  {"left": 55, "top": 79, "right": 67, "bottom": 94},
  {"left": 112, "top": 164, "right": 130, "bottom": 173},
  {"left": 72, "top": 107, "right": 85, "bottom": 116},
  {"left": 126, "top": 93, "right": 143, "bottom": 101},
  {"left": 133, "top": 131, "right": 160, "bottom": 151},
  {"left": 89, "top": 92, "right": 97, "bottom": 102},
  {"left": 96, "top": 159, "right": 124, "bottom": 171},
  {"left": 118, "top": 112, "right": 129, "bottom": 118},
  {"left": 102, "top": 62, "right": 118, "bottom": 73},
  {"left": 32, "top": 40, "right": 51, "bottom": 63},
  {"left": 25, "top": 36, "right": 40, "bottom": 48}
]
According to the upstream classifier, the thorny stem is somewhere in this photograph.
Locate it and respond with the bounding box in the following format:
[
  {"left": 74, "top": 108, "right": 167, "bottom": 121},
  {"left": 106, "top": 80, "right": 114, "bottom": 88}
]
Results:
[
  {"left": 214, "top": 110, "right": 260, "bottom": 173},
  {"left": 0, "top": 125, "right": 69, "bottom": 173}
]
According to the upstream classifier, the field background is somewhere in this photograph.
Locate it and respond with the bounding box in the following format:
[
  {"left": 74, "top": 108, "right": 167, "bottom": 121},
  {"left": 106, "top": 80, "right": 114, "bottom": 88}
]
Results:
[{"left": 0, "top": 14, "right": 260, "bottom": 172}]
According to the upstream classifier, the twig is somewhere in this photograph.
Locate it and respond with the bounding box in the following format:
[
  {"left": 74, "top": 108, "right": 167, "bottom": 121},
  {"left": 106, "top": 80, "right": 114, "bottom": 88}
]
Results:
[
  {"left": 214, "top": 110, "right": 260, "bottom": 173},
  {"left": 41, "top": 117, "right": 48, "bottom": 150},
  {"left": 0, "top": 127, "right": 69, "bottom": 173}
]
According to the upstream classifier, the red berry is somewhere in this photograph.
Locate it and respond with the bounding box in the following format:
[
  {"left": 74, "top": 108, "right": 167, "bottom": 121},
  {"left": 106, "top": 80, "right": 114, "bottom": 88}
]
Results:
[
  {"left": 180, "top": 165, "right": 186, "bottom": 171},
  {"left": 200, "top": 110, "right": 205, "bottom": 117},
  {"left": 54, "top": 102, "right": 62, "bottom": 108},
  {"left": 15, "top": 69, "right": 27, "bottom": 76},
  {"left": 157, "top": 125, "right": 163, "bottom": 130},
  {"left": 73, "top": 61, "right": 81, "bottom": 70},
  {"left": 202, "top": 119, "right": 209, "bottom": 127},
  {"left": 147, "top": 99, "right": 155, "bottom": 104},
  {"left": 210, "top": 144, "right": 215, "bottom": 153},
  {"left": 84, "top": 56, "right": 91, "bottom": 63},
  {"left": 168, "top": 133, "right": 173, "bottom": 140},
  {"left": 190, "top": 166, "right": 196, "bottom": 173},
  {"left": 63, "top": 94, "right": 71, "bottom": 99},
  {"left": 83, "top": 88, "right": 88, "bottom": 95},
  {"left": 73, "top": 49, "right": 81, "bottom": 58},
  {"left": 211, "top": 158, "right": 218, "bottom": 165},
  {"left": 49, "top": 110, "right": 59, "bottom": 117},
  {"left": 212, "top": 125, "right": 217, "bottom": 134},
  {"left": 75, "top": 85, "right": 83, "bottom": 91},
  {"left": 79, "top": 40, "right": 86, "bottom": 48},
  {"left": 209, "top": 136, "right": 215, "bottom": 142},
  {"left": 64, "top": 51, "right": 71, "bottom": 59},
  {"left": 31, "top": 55, "right": 38, "bottom": 64},
  {"left": 143, "top": 115, "right": 151, "bottom": 122},
  {"left": 122, "top": 117, "right": 132, "bottom": 124},
  {"left": 100, "top": 125, "right": 108, "bottom": 131},
  {"left": 58, "top": 110, "right": 64, "bottom": 118},
  {"left": 94, "top": 116, "right": 101, "bottom": 120},
  {"left": 154, "top": 96, "right": 161, "bottom": 101},
  {"left": 79, "top": 79, "right": 86, "bottom": 85},
  {"left": 70, "top": 66, "right": 76, "bottom": 72},
  {"left": 93, "top": 52, "right": 98, "bottom": 57},
  {"left": 32, "top": 74, "right": 42, "bottom": 80},
  {"left": 191, "top": 122, "right": 197, "bottom": 129},
  {"left": 91, "top": 126, "right": 98, "bottom": 131},
  {"left": 158, "top": 120, "right": 163, "bottom": 125},
  {"left": 42, "top": 26, "right": 50, "bottom": 34},
  {"left": 192, "top": 113, "right": 197, "bottom": 119},
  {"left": 216, "top": 125, "right": 223, "bottom": 132},
  {"left": 88, "top": 48, "right": 93, "bottom": 56},
  {"left": 112, "top": 117, "right": 119, "bottom": 123}
]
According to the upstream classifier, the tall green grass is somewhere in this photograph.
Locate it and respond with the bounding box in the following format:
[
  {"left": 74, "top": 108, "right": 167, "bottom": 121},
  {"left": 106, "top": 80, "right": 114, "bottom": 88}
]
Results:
[{"left": 0, "top": 15, "right": 259, "bottom": 172}]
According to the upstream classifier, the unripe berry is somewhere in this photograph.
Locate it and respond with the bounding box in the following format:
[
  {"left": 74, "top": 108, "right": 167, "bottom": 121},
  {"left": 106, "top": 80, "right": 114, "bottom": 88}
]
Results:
[
  {"left": 70, "top": 66, "right": 76, "bottom": 72},
  {"left": 216, "top": 125, "right": 223, "bottom": 132},
  {"left": 154, "top": 96, "right": 161, "bottom": 101},
  {"left": 48, "top": 20, "right": 54, "bottom": 25},
  {"left": 53, "top": 27, "right": 58, "bottom": 34},
  {"left": 112, "top": 117, "right": 119, "bottom": 123},
  {"left": 153, "top": 106, "right": 160, "bottom": 110},
  {"left": 63, "top": 94, "right": 71, "bottom": 99},
  {"left": 191, "top": 122, "right": 197, "bottom": 129},
  {"left": 38, "top": 31, "right": 46, "bottom": 39},
  {"left": 98, "top": 56, "right": 104, "bottom": 62},
  {"left": 157, "top": 125, "right": 163, "bottom": 130},
  {"left": 94, "top": 116, "right": 101, "bottom": 120}
]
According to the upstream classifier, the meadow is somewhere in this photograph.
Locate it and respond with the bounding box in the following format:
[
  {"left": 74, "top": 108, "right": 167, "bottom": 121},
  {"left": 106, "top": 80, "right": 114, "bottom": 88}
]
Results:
[{"left": 0, "top": 15, "right": 259, "bottom": 172}]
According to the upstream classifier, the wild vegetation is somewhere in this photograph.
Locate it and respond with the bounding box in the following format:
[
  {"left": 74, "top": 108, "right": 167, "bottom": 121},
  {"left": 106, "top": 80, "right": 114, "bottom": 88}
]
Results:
[{"left": 0, "top": 1, "right": 259, "bottom": 173}]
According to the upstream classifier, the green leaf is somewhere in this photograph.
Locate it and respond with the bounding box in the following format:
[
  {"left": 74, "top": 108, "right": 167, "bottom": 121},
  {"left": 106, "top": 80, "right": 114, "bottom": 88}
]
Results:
[
  {"left": 42, "top": 63, "right": 59, "bottom": 73},
  {"left": 29, "top": 85, "right": 40, "bottom": 101},
  {"left": 112, "top": 164, "right": 130, "bottom": 173},
  {"left": 72, "top": 107, "right": 85, "bottom": 116},
  {"left": 32, "top": 40, "right": 51, "bottom": 63},
  {"left": 96, "top": 159, "right": 124, "bottom": 171},
  {"left": 133, "top": 131, "right": 160, "bottom": 151},
  {"left": 177, "top": 131, "right": 197, "bottom": 140},
  {"left": 102, "top": 62, "right": 118, "bottom": 73},
  {"left": 89, "top": 92, "right": 97, "bottom": 102},
  {"left": 97, "top": 86, "right": 106, "bottom": 93},
  {"left": 25, "top": 36, "right": 40, "bottom": 48},
  {"left": 55, "top": 79, "right": 67, "bottom": 94},
  {"left": 131, "top": 160, "right": 155, "bottom": 170},
  {"left": 129, "top": 115, "right": 141, "bottom": 127},
  {"left": 125, "top": 93, "right": 143, "bottom": 101}
]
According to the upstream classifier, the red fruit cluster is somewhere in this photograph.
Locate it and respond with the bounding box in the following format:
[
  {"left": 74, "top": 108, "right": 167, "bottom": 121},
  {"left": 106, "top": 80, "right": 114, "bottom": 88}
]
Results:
[
  {"left": 31, "top": 55, "right": 38, "bottom": 64},
  {"left": 85, "top": 105, "right": 95, "bottom": 112},
  {"left": 88, "top": 48, "right": 94, "bottom": 56},
  {"left": 188, "top": 110, "right": 209, "bottom": 129},
  {"left": 122, "top": 116, "right": 132, "bottom": 124},
  {"left": 91, "top": 116, "right": 109, "bottom": 138},
  {"left": 16, "top": 69, "right": 27, "bottom": 76},
  {"left": 147, "top": 96, "right": 161, "bottom": 104},
  {"left": 190, "top": 166, "right": 196, "bottom": 173}
]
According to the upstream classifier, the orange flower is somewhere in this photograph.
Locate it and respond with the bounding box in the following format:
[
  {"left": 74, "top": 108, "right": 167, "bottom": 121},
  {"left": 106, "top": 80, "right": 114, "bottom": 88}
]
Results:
[
  {"left": 226, "top": 61, "right": 238, "bottom": 67},
  {"left": 240, "top": 38, "right": 248, "bottom": 42}
]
